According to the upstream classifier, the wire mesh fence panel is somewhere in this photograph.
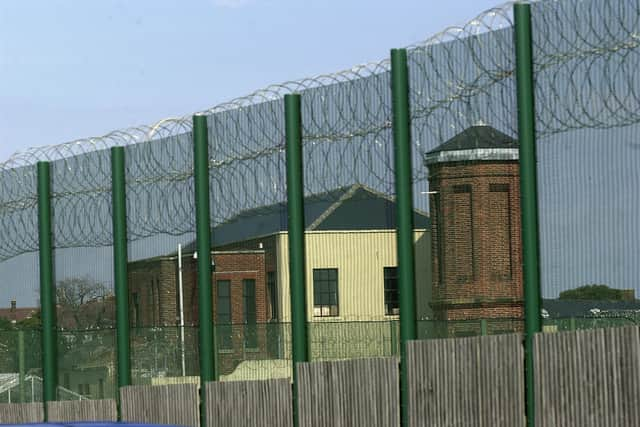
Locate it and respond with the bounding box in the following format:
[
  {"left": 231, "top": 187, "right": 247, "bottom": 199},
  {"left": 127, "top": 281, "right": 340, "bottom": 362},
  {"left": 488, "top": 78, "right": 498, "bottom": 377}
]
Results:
[
  {"left": 532, "top": 0, "right": 640, "bottom": 327},
  {"left": 308, "top": 321, "right": 399, "bottom": 361},
  {"left": 57, "top": 330, "right": 116, "bottom": 400},
  {"left": 0, "top": 330, "right": 43, "bottom": 404},
  {"left": 125, "top": 129, "right": 200, "bottom": 384},
  {"left": 417, "top": 318, "right": 524, "bottom": 339},
  {"left": 216, "top": 323, "right": 291, "bottom": 381},
  {"left": 407, "top": 4, "right": 523, "bottom": 333},
  {"left": 130, "top": 326, "right": 200, "bottom": 385},
  {"left": 48, "top": 147, "right": 118, "bottom": 401},
  {"left": 0, "top": 0, "right": 639, "bottom": 416},
  {"left": 0, "top": 162, "right": 42, "bottom": 403}
]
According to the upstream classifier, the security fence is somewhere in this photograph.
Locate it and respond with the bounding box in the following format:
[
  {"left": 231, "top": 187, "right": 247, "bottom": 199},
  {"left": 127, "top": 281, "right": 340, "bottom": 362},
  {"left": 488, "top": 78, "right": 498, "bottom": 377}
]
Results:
[{"left": 1, "top": 0, "right": 639, "bottom": 425}]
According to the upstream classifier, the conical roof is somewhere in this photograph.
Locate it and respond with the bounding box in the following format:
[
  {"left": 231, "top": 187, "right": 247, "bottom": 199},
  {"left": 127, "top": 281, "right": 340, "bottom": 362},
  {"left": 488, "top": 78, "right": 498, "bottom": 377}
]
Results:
[{"left": 424, "top": 125, "right": 519, "bottom": 165}]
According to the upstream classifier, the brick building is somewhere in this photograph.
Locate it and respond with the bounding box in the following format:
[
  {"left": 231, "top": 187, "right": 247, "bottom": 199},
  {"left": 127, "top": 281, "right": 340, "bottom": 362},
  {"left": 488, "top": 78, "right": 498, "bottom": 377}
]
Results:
[
  {"left": 128, "top": 250, "right": 267, "bottom": 328},
  {"left": 128, "top": 184, "right": 431, "bottom": 375},
  {"left": 425, "top": 125, "right": 524, "bottom": 334},
  {"left": 0, "top": 300, "right": 38, "bottom": 324},
  {"left": 128, "top": 250, "right": 268, "bottom": 376}
]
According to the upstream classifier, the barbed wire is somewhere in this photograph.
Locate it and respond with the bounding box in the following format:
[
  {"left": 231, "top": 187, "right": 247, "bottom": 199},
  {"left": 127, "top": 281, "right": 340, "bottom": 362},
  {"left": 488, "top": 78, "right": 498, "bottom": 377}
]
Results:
[
  {"left": 1, "top": 0, "right": 639, "bottom": 262},
  {"left": 533, "top": 0, "right": 640, "bottom": 137}
]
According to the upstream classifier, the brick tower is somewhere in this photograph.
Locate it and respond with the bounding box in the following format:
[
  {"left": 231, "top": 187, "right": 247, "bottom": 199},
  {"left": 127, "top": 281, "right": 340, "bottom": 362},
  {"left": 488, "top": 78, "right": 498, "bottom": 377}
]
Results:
[{"left": 425, "top": 125, "right": 523, "bottom": 331}]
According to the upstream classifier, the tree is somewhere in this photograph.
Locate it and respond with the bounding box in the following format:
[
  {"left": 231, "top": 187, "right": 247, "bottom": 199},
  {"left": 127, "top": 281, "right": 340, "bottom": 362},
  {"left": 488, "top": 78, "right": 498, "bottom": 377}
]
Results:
[
  {"left": 0, "top": 317, "right": 14, "bottom": 330},
  {"left": 559, "top": 284, "right": 628, "bottom": 301},
  {"left": 16, "top": 310, "right": 41, "bottom": 329},
  {"left": 56, "top": 277, "right": 114, "bottom": 329}
]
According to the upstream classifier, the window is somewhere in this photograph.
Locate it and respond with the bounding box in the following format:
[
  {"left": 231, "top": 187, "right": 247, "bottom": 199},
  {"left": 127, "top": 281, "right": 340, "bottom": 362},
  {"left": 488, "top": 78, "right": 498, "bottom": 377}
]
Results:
[
  {"left": 243, "top": 279, "right": 257, "bottom": 348},
  {"left": 216, "top": 280, "right": 232, "bottom": 350},
  {"left": 132, "top": 293, "right": 140, "bottom": 328},
  {"left": 216, "top": 280, "right": 231, "bottom": 324},
  {"left": 149, "top": 278, "right": 156, "bottom": 326},
  {"left": 243, "top": 279, "right": 256, "bottom": 324},
  {"left": 446, "top": 184, "right": 474, "bottom": 284},
  {"left": 313, "top": 268, "right": 339, "bottom": 317},
  {"left": 488, "top": 183, "right": 513, "bottom": 281},
  {"left": 384, "top": 267, "right": 399, "bottom": 315},
  {"left": 267, "top": 272, "right": 278, "bottom": 321}
]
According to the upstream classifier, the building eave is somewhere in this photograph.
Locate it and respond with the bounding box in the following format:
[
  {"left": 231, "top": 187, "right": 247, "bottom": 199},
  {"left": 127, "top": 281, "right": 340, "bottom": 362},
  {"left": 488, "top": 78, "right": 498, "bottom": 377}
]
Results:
[{"left": 424, "top": 148, "right": 519, "bottom": 166}]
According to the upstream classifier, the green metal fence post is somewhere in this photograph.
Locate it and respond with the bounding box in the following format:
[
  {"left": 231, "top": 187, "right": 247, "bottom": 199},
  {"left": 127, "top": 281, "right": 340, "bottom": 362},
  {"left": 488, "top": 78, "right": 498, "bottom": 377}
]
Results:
[
  {"left": 391, "top": 48, "right": 417, "bottom": 427},
  {"left": 37, "top": 161, "right": 57, "bottom": 418},
  {"left": 285, "top": 93, "right": 309, "bottom": 427},
  {"left": 111, "top": 147, "right": 131, "bottom": 401},
  {"left": 193, "top": 114, "right": 217, "bottom": 427},
  {"left": 18, "top": 330, "right": 25, "bottom": 403},
  {"left": 514, "top": 4, "right": 543, "bottom": 427},
  {"left": 480, "top": 319, "right": 488, "bottom": 336}
]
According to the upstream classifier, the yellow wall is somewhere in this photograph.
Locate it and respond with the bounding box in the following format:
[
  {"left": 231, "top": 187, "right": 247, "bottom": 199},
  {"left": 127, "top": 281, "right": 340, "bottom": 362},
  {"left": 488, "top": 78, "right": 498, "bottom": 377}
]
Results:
[{"left": 276, "top": 230, "right": 431, "bottom": 322}]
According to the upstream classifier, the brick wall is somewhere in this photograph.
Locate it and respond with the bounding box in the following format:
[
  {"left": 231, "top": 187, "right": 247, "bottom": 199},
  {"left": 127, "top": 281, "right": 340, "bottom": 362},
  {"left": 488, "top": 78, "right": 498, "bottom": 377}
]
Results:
[
  {"left": 428, "top": 160, "right": 524, "bottom": 321},
  {"left": 217, "top": 235, "right": 278, "bottom": 320},
  {"left": 128, "top": 250, "right": 267, "bottom": 327}
]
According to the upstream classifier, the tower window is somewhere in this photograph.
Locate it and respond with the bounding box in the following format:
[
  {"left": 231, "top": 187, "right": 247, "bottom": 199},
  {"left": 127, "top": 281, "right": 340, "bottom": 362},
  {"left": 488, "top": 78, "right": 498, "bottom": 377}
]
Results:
[
  {"left": 488, "top": 183, "right": 513, "bottom": 281},
  {"left": 445, "top": 184, "right": 474, "bottom": 284}
]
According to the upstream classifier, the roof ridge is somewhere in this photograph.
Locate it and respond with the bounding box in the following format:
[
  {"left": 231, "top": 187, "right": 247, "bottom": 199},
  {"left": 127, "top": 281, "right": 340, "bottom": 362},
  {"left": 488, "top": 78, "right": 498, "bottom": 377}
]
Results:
[{"left": 307, "top": 184, "right": 361, "bottom": 231}]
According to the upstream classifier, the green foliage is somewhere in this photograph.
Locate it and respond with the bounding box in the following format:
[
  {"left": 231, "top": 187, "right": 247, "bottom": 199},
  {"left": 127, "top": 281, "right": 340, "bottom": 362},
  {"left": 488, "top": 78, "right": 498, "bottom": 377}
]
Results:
[
  {"left": 16, "top": 310, "right": 41, "bottom": 329},
  {"left": 57, "top": 277, "right": 114, "bottom": 329},
  {"left": 559, "top": 284, "right": 628, "bottom": 301},
  {"left": 0, "top": 317, "right": 14, "bottom": 330}
]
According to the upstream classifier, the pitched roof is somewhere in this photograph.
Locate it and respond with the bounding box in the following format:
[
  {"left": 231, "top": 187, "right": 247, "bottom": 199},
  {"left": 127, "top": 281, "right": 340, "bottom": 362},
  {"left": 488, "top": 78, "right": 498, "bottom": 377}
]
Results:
[
  {"left": 0, "top": 307, "right": 38, "bottom": 323},
  {"left": 426, "top": 125, "right": 518, "bottom": 154},
  {"left": 182, "top": 184, "right": 430, "bottom": 251}
]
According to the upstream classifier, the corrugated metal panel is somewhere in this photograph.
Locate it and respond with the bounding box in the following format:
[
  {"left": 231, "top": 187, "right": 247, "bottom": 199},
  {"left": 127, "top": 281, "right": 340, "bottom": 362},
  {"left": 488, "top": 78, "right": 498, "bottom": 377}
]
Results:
[
  {"left": 407, "top": 334, "right": 525, "bottom": 426},
  {"left": 297, "top": 357, "right": 400, "bottom": 427},
  {"left": 120, "top": 383, "right": 199, "bottom": 427},
  {"left": 277, "top": 230, "right": 430, "bottom": 322},
  {"left": 47, "top": 399, "right": 117, "bottom": 421},
  {"left": 205, "top": 379, "right": 293, "bottom": 427},
  {"left": 0, "top": 403, "right": 44, "bottom": 423},
  {"left": 534, "top": 326, "right": 640, "bottom": 427}
]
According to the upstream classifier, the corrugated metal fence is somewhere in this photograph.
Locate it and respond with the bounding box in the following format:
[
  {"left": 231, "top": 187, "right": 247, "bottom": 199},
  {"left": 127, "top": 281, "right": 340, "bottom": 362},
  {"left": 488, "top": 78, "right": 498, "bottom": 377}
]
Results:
[
  {"left": 120, "top": 383, "right": 200, "bottom": 427},
  {"left": 2, "top": 329, "right": 640, "bottom": 426},
  {"left": 407, "top": 333, "right": 526, "bottom": 427},
  {"left": 47, "top": 399, "right": 117, "bottom": 422},
  {"left": 0, "top": 402, "right": 43, "bottom": 423},
  {"left": 205, "top": 378, "right": 293, "bottom": 427},
  {"left": 297, "top": 357, "right": 400, "bottom": 427},
  {"left": 534, "top": 326, "right": 640, "bottom": 427}
]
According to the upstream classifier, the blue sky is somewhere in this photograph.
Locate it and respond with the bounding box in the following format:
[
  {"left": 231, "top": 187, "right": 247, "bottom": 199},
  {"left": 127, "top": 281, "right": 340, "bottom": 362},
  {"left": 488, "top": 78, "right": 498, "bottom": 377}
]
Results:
[
  {"left": 2, "top": 0, "right": 640, "bottom": 309},
  {"left": 0, "top": 0, "right": 502, "bottom": 162}
]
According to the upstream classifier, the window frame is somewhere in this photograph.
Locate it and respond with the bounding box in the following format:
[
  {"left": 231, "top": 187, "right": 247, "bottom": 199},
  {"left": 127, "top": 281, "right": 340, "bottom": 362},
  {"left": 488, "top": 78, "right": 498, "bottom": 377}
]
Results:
[
  {"left": 243, "top": 278, "right": 258, "bottom": 349},
  {"left": 216, "top": 280, "right": 233, "bottom": 351},
  {"left": 267, "top": 271, "right": 278, "bottom": 321},
  {"left": 312, "top": 268, "right": 339, "bottom": 318},
  {"left": 383, "top": 266, "right": 399, "bottom": 316}
]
